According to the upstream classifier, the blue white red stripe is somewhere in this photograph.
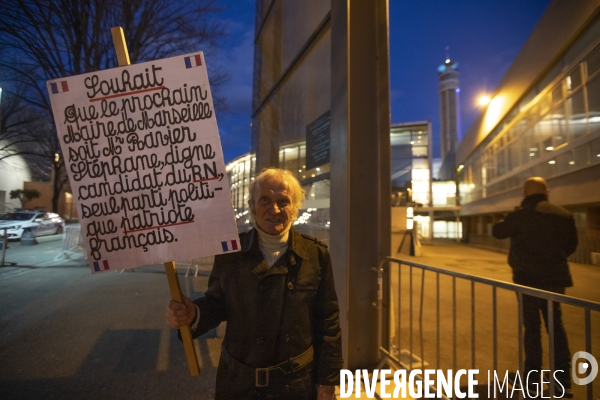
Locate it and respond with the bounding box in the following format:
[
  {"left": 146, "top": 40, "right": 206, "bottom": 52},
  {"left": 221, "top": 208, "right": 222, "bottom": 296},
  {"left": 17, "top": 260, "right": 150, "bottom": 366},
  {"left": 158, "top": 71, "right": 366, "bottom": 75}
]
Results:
[
  {"left": 50, "top": 81, "right": 69, "bottom": 93},
  {"left": 93, "top": 260, "right": 110, "bottom": 272},
  {"left": 184, "top": 55, "right": 202, "bottom": 68},
  {"left": 221, "top": 240, "right": 239, "bottom": 252}
]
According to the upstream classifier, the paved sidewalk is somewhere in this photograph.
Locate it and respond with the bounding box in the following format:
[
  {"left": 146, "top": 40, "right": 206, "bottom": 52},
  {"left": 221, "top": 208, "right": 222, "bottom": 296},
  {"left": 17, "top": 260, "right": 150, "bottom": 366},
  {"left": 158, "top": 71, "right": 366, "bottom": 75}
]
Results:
[{"left": 0, "top": 234, "right": 85, "bottom": 276}]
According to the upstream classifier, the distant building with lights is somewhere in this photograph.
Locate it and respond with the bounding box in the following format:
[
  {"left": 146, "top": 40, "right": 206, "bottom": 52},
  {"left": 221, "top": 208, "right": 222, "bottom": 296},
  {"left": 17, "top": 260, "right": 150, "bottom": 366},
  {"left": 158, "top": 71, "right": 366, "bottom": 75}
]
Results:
[
  {"left": 227, "top": 120, "right": 462, "bottom": 239},
  {"left": 456, "top": 0, "right": 600, "bottom": 264},
  {"left": 390, "top": 121, "right": 462, "bottom": 240}
]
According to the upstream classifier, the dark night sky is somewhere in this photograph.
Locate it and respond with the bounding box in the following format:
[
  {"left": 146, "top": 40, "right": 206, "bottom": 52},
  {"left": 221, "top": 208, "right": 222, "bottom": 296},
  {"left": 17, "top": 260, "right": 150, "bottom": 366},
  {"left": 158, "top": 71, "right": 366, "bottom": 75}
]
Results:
[{"left": 211, "top": 0, "right": 552, "bottom": 163}]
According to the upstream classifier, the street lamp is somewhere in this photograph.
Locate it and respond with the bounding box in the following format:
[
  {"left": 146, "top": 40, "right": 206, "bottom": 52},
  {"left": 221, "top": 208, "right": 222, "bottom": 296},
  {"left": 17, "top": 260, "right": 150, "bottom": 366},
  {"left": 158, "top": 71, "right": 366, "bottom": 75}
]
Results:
[{"left": 477, "top": 95, "right": 491, "bottom": 106}]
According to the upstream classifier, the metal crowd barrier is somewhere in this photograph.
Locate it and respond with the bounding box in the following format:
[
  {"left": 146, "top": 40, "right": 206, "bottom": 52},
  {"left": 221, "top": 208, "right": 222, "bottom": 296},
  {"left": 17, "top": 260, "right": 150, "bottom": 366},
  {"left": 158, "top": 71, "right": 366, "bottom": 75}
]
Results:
[{"left": 372, "top": 256, "right": 600, "bottom": 400}]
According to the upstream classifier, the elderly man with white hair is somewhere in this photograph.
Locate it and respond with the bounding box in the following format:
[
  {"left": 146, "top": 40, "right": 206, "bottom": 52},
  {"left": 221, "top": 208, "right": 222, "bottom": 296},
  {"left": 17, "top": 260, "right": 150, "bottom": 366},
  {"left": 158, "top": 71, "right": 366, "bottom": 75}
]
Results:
[{"left": 167, "top": 168, "right": 343, "bottom": 400}]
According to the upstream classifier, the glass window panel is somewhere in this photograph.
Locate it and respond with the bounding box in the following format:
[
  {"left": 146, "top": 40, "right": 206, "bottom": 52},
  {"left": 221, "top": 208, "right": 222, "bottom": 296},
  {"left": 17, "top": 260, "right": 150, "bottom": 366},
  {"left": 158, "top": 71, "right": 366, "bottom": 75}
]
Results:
[
  {"left": 586, "top": 74, "right": 600, "bottom": 135},
  {"left": 485, "top": 157, "right": 495, "bottom": 182},
  {"left": 496, "top": 149, "right": 506, "bottom": 177},
  {"left": 544, "top": 158, "right": 558, "bottom": 178},
  {"left": 505, "top": 108, "right": 518, "bottom": 125},
  {"left": 566, "top": 66, "right": 582, "bottom": 92},
  {"left": 539, "top": 93, "right": 551, "bottom": 116},
  {"left": 516, "top": 118, "right": 527, "bottom": 136},
  {"left": 556, "top": 151, "right": 574, "bottom": 174},
  {"left": 413, "top": 129, "right": 428, "bottom": 145},
  {"left": 412, "top": 146, "right": 427, "bottom": 158},
  {"left": 572, "top": 143, "right": 591, "bottom": 169},
  {"left": 527, "top": 127, "right": 541, "bottom": 160},
  {"left": 530, "top": 163, "right": 544, "bottom": 179},
  {"left": 473, "top": 159, "right": 481, "bottom": 186},
  {"left": 390, "top": 131, "right": 411, "bottom": 145},
  {"left": 542, "top": 137, "right": 554, "bottom": 154},
  {"left": 527, "top": 106, "right": 539, "bottom": 127},
  {"left": 537, "top": 114, "right": 554, "bottom": 153},
  {"left": 283, "top": 146, "right": 299, "bottom": 174},
  {"left": 518, "top": 129, "right": 532, "bottom": 164},
  {"left": 412, "top": 158, "right": 428, "bottom": 169},
  {"left": 492, "top": 142, "right": 500, "bottom": 154},
  {"left": 586, "top": 45, "right": 600, "bottom": 79},
  {"left": 591, "top": 137, "right": 600, "bottom": 164},
  {"left": 566, "top": 90, "right": 587, "bottom": 139},
  {"left": 509, "top": 142, "right": 520, "bottom": 169},
  {"left": 550, "top": 104, "right": 568, "bottom": 146},
  {"left": 552, "top": 83, "right": 564, "bottom": 105}
]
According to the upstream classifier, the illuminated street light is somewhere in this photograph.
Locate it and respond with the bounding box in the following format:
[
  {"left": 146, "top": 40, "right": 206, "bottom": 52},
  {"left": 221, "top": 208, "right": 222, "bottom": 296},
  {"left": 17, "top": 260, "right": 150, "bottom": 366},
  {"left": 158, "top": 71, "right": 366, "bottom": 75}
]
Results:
[{"left": 477, "top": 95, "right": 491, "bottom": 106}]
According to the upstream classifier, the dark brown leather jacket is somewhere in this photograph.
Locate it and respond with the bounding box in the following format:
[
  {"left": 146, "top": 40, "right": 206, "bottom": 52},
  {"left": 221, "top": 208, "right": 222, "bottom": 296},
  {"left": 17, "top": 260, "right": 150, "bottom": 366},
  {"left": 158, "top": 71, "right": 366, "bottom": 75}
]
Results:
[{"left": 192, "top": 227, "right": 343, "bottom": 399}]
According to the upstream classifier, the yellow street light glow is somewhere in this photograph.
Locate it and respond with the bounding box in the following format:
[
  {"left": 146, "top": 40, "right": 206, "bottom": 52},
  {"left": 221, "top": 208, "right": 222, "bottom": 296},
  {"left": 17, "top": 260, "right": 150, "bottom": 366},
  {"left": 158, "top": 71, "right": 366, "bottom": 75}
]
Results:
[{"left": 477, "top": 95, "right": 491, "bottom": 106}]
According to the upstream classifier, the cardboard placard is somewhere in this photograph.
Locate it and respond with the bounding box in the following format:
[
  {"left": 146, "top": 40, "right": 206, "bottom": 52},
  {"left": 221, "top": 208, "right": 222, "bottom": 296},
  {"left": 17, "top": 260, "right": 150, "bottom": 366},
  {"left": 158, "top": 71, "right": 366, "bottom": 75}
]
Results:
[{"left": 48, "top": 52, "right": 239, "bottom": 273}]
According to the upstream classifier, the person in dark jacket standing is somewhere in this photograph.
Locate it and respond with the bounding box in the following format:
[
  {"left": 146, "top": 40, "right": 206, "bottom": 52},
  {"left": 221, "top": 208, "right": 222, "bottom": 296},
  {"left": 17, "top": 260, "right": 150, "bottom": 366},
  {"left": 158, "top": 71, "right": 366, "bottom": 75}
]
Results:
[
  {"left": 167, "top": 168, "right": 343, "bottom": 400},
  {"left": 493, "top": 177, "right": 578, "bottom": 397}
]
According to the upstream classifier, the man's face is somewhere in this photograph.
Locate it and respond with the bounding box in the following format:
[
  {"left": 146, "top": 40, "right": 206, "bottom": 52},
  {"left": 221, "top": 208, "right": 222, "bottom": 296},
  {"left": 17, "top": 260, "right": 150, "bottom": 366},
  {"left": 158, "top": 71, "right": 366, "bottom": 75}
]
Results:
[{"left": 251, "top": 177, "right": 295, "bottom": 235}]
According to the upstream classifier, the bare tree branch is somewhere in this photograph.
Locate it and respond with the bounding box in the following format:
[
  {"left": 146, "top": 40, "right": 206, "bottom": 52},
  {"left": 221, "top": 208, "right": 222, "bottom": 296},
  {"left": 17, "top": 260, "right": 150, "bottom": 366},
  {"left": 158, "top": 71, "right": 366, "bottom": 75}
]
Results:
[{"left": 0, "top": 0, "right": 229, "bottom": 212}]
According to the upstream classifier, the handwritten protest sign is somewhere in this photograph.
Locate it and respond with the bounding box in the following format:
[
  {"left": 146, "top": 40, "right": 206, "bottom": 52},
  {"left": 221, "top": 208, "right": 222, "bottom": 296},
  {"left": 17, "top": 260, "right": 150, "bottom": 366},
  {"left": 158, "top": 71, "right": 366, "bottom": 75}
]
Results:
[{"left": 48, "top": 52, "right": 239, "bottom": 273}]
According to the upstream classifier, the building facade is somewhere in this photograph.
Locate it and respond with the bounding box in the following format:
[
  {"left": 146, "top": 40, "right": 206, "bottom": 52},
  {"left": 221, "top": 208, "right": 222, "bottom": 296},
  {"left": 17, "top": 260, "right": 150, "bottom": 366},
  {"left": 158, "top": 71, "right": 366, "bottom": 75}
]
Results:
[
  {"left": 391, "top": 121, "right": 432, "bottom": 207},
  {"left": 456, "top": 0, "right": 600, "bottom": 264},
  {"left": 250, "top": 1, "right": 334, "bottom": 244},
  {"left": 0, "top": 149, "right": 31, "bottom": 212}
]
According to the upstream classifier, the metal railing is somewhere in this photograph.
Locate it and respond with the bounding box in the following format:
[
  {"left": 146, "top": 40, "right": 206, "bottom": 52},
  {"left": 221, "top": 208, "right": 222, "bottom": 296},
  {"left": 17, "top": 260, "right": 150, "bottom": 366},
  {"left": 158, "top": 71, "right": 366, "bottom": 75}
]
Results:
[{"left": 373, "top": 256, "right": 600, "bottom": 400}]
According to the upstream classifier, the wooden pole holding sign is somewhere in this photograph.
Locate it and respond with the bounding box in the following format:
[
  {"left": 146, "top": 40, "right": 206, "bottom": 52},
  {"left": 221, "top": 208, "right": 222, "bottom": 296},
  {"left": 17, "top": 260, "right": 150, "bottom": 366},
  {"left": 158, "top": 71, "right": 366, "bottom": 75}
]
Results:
[
  {"left": 164, "top": 261, "right": 201, "bottom": 376},
  {"left": 110, "top": 27, "right": 131, "bottom": 66},
  {"left": 110, "top": 26, "right": 200, "bottom": 377}
]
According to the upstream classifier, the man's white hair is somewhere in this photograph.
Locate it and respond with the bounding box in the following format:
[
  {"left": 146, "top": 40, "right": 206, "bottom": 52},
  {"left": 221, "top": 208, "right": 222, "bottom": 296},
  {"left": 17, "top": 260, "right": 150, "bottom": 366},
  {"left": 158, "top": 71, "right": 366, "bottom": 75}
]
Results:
[{"left": 247, "top": 168, "right": 305, "bottom": 220}]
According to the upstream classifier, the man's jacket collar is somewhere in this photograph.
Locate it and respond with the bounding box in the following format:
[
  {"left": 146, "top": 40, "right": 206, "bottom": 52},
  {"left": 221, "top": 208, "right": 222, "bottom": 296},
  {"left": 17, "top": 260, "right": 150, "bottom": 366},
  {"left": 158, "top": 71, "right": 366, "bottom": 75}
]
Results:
[{"left": 521, "top": 193, "right": 548, "bottom": 209}]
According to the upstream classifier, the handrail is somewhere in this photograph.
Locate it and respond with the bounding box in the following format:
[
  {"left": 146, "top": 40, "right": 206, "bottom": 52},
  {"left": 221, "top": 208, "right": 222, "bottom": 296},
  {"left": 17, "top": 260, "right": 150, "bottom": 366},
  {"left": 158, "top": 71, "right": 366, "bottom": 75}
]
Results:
[
  {"left": 376, "top": 256, "right": 600, "bottom": 311},
  {"left": 373, "top": 255, "right": 599, "bottom": 400}
]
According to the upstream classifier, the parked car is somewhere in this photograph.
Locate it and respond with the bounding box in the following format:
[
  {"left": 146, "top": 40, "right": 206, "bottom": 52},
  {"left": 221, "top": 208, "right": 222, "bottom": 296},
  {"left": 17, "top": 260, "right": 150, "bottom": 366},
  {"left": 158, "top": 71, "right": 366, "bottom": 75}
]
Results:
[{"left": 0, "top": 211, "right": 65, "bottom": 240}]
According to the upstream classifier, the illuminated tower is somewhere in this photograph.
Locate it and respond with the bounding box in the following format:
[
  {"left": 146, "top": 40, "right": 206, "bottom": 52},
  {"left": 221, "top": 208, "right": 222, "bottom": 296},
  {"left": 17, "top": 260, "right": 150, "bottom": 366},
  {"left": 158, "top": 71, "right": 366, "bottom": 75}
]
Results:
[{"left": 438, "top": 58, "right": 461, "bottom": 162}]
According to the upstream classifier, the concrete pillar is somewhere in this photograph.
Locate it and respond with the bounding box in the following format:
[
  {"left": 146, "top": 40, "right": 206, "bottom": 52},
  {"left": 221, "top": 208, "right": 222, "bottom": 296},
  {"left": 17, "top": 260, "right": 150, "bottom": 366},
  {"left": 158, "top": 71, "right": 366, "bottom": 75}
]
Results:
[{"left": 330, "top": 0, "right": 391, "bottom": 369}]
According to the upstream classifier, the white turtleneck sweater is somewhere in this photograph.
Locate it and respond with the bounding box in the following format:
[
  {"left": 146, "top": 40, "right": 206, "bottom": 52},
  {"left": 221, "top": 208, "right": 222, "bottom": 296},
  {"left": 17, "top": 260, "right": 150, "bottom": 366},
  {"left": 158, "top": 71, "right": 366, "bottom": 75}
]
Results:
[
  {"left": 191, "top": 223, "right": 292, "bottom": 331},
  {"left": 256, "top": 223, "right": 291, "bottom": 267}
]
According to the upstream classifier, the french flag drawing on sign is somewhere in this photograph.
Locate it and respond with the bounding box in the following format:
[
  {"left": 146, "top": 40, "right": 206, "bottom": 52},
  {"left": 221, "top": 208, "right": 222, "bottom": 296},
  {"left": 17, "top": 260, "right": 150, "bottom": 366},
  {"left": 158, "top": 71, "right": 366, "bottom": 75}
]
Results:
[
  {"left": 93, "top": 260, "right": 110, "bottom": 272},
  {"left": 221, "top": 240, "right": 239, "bottom": 252},
  {"left": 50, "top": 81, "right": 69, "bottom": 94},
  {"left": 184, "top": 54, "right": 202, "bottom": 69}
]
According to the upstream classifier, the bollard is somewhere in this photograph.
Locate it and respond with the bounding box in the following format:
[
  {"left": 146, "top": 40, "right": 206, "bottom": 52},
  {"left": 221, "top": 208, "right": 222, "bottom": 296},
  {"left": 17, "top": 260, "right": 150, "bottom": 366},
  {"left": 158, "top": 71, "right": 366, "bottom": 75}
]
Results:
[
  {"left": 0, "top": 229, "right": 8, "bottom": 266},
  {"left": 20, "top": 231, "right": 38, "bottom": 246}
]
